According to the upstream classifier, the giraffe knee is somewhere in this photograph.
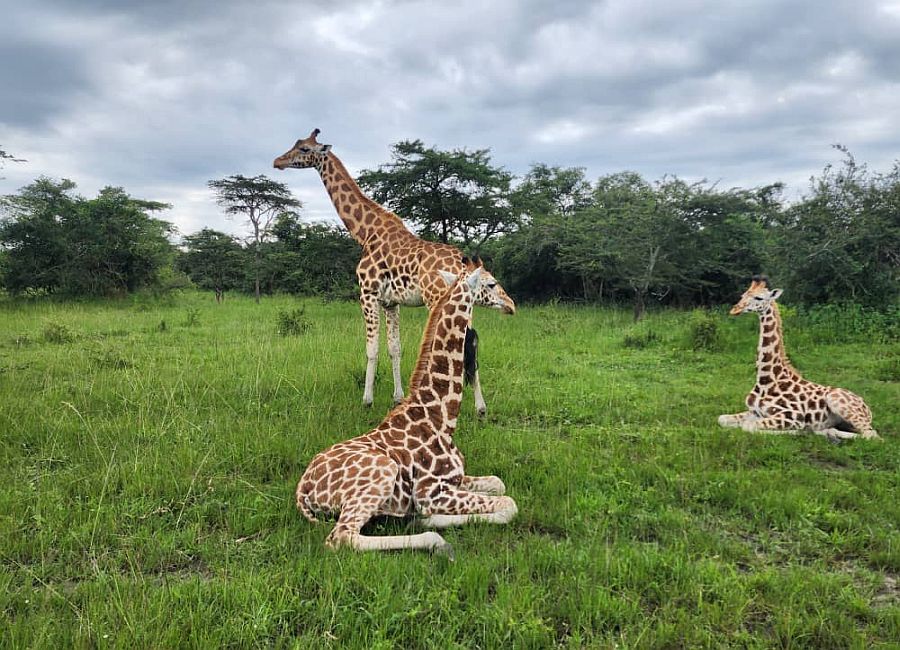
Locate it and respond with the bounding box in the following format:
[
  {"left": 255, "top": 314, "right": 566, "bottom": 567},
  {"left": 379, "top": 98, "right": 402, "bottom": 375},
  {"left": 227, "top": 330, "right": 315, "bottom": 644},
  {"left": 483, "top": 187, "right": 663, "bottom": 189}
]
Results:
[
  {"left": 493, "top": 496, "right": 518, "bottom": 524},
  {"left": 325, "top": 527, "right": 352, "bottom": 550}
]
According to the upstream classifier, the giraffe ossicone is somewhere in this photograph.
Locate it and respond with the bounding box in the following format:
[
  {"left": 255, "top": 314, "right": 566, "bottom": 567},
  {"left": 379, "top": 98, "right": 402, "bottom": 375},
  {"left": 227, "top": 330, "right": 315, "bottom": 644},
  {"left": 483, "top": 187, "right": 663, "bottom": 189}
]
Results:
[
  {"left": 274, "top": 130, "right": 515, "bottom": 414},
  {"left": 718, "top": 275, "right": 879, "bottom": 441},
  {"left": 294, "top": 268, "right": 517, "bottom": 556}
]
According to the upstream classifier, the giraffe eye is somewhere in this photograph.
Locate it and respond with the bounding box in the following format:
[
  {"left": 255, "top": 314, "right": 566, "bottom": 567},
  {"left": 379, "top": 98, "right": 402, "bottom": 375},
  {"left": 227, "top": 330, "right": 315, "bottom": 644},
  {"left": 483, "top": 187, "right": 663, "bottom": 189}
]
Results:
[
  {"left": 299, "top": 146, "right": 311, "bottom": 153},
  {"left": 487, "top": 282, "right": 497, "bottom": 289},
  {"left": 753, "top": 296, "right": 764, "bottom": 300}
]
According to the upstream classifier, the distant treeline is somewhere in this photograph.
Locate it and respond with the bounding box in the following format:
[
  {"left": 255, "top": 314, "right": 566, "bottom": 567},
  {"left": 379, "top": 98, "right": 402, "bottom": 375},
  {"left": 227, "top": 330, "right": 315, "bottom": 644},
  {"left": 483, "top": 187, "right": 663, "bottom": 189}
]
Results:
[{"left": 1, "top": 145, "right": 897, "bottom": 315}]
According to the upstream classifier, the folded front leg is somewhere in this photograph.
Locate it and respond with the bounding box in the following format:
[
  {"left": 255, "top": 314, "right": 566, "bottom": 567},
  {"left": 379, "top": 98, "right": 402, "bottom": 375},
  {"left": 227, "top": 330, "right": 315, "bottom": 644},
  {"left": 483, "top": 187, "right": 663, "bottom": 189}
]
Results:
[
  {"left": 416, "top": 483, "right": 517, "bottom": 529},
  {"left": 459, "top": 475, "right": 506, "bottom": 495},
  {"left": 718, "top": 411, "right": 754, "bottom": 428},
  {"left": 741, "top": 414, "right": 801, "bottom": 433}
]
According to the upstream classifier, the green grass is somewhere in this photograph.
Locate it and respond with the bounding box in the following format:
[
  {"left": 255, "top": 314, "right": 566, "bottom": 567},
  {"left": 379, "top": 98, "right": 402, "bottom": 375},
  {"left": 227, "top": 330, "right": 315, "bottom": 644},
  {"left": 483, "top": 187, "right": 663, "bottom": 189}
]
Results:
[{"left": 1, "top": 291, "right": 897, "bottom": 648}]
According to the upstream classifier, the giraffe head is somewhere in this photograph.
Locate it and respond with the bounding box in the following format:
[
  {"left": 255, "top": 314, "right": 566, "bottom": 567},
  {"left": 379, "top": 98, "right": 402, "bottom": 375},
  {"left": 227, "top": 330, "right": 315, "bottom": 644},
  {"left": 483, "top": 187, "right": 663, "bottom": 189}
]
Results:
[
  {"left": 729, "top": 275, "right": 783, "bottom": 315},
  {"left": 438, "top": 265, "right": 484, "bottom": 314},
  {"left": 464, "top": 255, "right": 516, "bottom": 315},
  {"left": 273, "top": 129, "right": 332, "bottom": 170}
]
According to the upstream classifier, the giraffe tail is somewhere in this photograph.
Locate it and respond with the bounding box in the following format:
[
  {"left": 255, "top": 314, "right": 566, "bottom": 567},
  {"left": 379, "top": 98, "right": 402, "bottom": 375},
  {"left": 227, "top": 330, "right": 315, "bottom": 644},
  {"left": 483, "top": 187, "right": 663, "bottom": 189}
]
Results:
[
  {"left": 464, "top": 327, "right": 478, "bottom": 386},
  {"left": 295, "top": 485, "right": 320, "bottom": 523}
]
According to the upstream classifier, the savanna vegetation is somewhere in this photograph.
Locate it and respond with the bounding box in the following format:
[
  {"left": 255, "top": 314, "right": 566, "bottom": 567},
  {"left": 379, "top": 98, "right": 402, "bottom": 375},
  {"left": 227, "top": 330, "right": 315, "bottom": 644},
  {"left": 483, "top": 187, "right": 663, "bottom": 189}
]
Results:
[
  {"left": 0, "top": 143, "right": 897, "bottom": 647},
  {"left": 1, "top": 294, "right": 897, "bottom": 647},
  {"left": 1, "top": 145, "right": 897, "bottom": 317}
]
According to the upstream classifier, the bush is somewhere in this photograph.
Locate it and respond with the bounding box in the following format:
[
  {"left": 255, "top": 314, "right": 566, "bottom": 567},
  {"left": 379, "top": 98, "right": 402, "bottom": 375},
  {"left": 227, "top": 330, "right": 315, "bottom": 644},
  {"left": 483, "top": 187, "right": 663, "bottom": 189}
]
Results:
[
  {"left": 688, "top": 310, "right": 720, "bottom": 351},
  {"left": 42, "top": 322, "right": 75, "bottom": 344},
  {"left": 876, "top": 355, "right": 900, "bottom": 382},
  {"left": 276, "top": 307, "right": 311, "bottom": 336},
  {"left": 791, "top": 303, "right": 900, "bottom": 344},
  {"left": 183, "top": 308, "right": 200, "bottom": 328},
  {"left": 622, "top": 328, "right": 660, "bottom": 349}
]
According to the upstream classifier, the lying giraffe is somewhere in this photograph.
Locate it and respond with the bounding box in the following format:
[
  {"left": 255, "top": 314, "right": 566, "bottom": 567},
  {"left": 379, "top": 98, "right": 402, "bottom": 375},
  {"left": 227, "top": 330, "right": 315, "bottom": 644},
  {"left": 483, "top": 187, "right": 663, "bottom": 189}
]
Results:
[
  {"left": 718, "top": 275, "right": 879, "bottom": 441},
  {"left": 295, "top": 264, "right": 517, "bottom": 556},
  {"left": 274, "top": 129, "right": 515, "bottom": 414}
]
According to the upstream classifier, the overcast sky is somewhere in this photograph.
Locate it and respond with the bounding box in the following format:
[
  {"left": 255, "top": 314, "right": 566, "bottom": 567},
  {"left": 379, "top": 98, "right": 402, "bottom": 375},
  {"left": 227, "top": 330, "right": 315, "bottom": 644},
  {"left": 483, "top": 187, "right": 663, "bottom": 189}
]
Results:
[{"left": 2, "top": 0, "right": 899, "bottom": 238}]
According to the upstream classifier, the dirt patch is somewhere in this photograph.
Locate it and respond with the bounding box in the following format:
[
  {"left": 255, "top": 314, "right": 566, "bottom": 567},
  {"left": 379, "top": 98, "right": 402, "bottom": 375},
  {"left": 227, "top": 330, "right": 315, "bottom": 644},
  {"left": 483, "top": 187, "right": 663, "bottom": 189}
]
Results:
[{"left": 872, "top": 574, "right": 899, "bottom": 608}]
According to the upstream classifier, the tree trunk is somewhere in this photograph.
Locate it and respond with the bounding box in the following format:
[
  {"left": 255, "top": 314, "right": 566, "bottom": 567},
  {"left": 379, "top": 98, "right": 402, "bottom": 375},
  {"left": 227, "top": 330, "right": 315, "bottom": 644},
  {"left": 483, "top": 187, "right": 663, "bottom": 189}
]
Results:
[
  {"left": 253, "top": 219, "right": 261, "bottom": 304},
  {"left": 633, "top": 290, "right": 645, "bottom": 322},
  {"left": 254, "top": 247, "right": 261, "bottom": 304}
]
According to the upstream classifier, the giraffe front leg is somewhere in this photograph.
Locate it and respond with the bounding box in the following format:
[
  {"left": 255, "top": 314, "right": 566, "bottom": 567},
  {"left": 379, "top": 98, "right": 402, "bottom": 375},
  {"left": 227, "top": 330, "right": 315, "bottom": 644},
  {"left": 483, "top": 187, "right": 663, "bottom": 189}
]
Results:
[
  {"left": 416, "top": 482, "right": 518, "bottom": 529},
  {"left": 383, "top": 304, "right": 404, "bottom": 404},
  {"left": 360, "top": 292, "right": 381, "bottom": 407},
  {"left": 718, "top": 411, "right": 753, "bottom": 428},
  {"left": 459, "top": 475, "right": 506, "bottom": 495},
  {"left": 464, "top": 327, "right": 487, "bottom": 417},
  {"left": 471, "top": 369, "right": 487, "bottom": 417},
  {"left": 741, "top": 415, "right": 802, "bottom": 434}
]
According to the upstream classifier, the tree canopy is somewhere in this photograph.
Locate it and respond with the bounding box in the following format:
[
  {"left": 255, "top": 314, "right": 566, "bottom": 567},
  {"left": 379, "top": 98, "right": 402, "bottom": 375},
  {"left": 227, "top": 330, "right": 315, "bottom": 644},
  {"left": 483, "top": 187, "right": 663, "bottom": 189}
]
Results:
[
  {"left": 1, "top": 178, "right": 173, "bottom": 296},
  {"left": 208, "top": 174, "right": 301, "bottom": 303},
  {"left": 357, "top": 140, "right": 515, "bottom": 248}
]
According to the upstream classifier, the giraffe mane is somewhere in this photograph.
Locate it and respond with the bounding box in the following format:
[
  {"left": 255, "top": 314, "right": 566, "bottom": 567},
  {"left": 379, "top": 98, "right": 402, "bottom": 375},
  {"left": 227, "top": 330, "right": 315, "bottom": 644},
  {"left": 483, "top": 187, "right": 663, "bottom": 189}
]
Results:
[{"left": 406, "top": 285, "right": 456, "bottom": 394}]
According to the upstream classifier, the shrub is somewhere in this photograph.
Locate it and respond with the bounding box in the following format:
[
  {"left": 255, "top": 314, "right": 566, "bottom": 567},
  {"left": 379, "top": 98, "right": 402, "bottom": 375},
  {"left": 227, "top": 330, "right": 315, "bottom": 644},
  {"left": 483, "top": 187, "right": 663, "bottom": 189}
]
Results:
[
  {"left": 688, "top": 310, "right": 720, "bottom": 351},
  {"left": 183, "top": 308, "right": 200, "bottom": 328},
  {"left": 622, "top": 329, "right": 660, "bottom": 349},
  {"left": 792, "top": 303, "right": 899, "bottom": 345},
  {"left": 276, "top": 307, "right": 311, "bottom": 337},
  {"left": 42, "top": 322, "right": 75, "bottom": 344},
  {"left": 876, "top": 355, "right": 900, "bottom": 382}
]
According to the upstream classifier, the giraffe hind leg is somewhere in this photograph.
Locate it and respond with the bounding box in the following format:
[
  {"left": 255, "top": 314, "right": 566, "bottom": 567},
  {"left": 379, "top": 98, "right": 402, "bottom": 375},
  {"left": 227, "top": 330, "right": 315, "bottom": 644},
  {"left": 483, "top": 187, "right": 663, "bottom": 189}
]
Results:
[
  {"left": 825, "top": 392, "right": 880, "bottom": 440},
  {"left": 384, "top": 304, "right": 405, "bottom": 404},
  {"left": 324, "top": 458, "right": 453, "bottom": 557}
]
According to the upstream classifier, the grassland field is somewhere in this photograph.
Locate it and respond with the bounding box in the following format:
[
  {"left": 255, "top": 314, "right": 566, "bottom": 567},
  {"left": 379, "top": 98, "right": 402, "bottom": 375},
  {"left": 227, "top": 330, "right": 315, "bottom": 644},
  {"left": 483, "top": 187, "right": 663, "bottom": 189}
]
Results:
[{"left": 0, "top": 291, "right": 898, "bottom": 649}]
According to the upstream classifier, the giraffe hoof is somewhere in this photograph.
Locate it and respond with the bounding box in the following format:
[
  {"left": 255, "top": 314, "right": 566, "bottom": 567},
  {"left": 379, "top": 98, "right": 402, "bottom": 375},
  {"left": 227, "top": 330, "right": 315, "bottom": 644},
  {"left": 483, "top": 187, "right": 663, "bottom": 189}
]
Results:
[
  {"left": 434, "top": 541, "right": 455, "bottom": 562},
  {"left": 477, "top": 407, "right": 487, "bottom": 418}
]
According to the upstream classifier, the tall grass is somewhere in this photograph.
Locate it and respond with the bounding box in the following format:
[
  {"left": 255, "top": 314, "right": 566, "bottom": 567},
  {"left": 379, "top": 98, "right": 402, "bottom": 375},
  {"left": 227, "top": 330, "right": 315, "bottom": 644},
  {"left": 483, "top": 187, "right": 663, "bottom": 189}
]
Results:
[{"left": 0, "top": 292, "right": 897, "bottom": 647}]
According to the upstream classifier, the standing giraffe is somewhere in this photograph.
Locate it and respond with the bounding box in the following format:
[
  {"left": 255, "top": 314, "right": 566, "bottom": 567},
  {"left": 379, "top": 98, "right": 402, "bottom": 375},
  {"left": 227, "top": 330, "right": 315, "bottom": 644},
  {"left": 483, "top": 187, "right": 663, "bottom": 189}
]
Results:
[
  {"left": 718, "top": 275, "right": 879, "bottom": 441},
  {"left": 273, "top": 129, "right": 515, "bottom": 414},
  {"left": 295, "top": 265, "right": 517, "bottom": 556}
]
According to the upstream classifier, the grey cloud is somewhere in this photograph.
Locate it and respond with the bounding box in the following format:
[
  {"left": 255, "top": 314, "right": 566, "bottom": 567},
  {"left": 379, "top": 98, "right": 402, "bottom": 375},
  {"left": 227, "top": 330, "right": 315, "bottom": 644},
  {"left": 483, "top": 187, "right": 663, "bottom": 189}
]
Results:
[{"left": 1, "top": 0, "right": 898, "bottom": 236}]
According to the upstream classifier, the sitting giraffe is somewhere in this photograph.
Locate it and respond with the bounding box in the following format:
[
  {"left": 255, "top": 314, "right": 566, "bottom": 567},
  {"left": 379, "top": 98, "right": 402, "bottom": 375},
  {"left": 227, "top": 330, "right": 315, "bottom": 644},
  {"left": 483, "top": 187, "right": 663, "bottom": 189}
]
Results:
[
  {"left": 295, "top": 263, "right": 517, "bottom": 556},
  {"left": 274, "top": 129, "right": 515, "bottom": 414},
  {"left": 718, "top": 275, "right": 879, "bottom": 441}
]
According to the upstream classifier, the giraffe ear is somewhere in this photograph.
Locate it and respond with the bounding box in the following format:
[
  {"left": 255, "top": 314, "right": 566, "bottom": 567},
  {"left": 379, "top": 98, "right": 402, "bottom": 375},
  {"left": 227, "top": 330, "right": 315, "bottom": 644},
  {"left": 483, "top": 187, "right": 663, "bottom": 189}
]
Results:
[
  {"left": 769, "top": 288, "right": 783, "bottom": 300},
  {"left": 439, "top": 270, "right": 457, "bottom": 286},
  {"left": 466, "top": 267, "right": 483, "bottom": 290}
]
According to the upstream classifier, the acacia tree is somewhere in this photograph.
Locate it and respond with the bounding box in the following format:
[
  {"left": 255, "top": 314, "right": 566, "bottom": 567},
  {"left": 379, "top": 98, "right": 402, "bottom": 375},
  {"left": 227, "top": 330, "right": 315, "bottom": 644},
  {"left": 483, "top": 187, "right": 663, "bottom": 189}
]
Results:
[
  {"left": 357, "top": 140, "right": 515, "bottom": 248},
  {"left": 208, "top": 174, "right": 301, "bottom": 303},
  {"left": 178, "top": 228, "right": 246, "bottom": 302}
]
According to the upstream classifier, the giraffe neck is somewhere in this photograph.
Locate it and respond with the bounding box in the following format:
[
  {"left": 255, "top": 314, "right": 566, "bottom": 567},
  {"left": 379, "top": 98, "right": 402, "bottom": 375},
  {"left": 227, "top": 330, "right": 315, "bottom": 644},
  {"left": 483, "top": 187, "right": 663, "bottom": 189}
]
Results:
[
  {"left": 405, "top": 289, "right": 471, "bottom": 434},
  {"left": 756, "top": 303, "right": 797, "bottom": 382},
  {"left": 315, "top": 152, "right": 408, "bottom": 246}
]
